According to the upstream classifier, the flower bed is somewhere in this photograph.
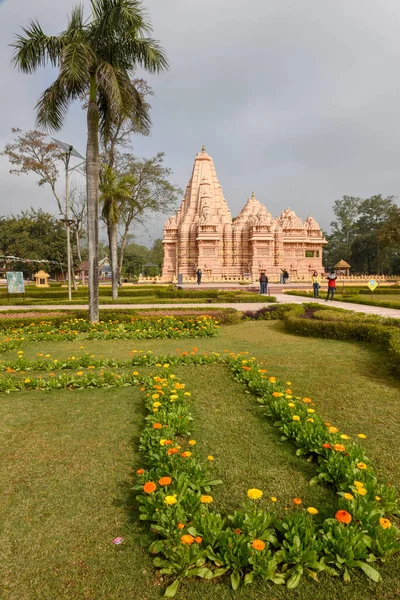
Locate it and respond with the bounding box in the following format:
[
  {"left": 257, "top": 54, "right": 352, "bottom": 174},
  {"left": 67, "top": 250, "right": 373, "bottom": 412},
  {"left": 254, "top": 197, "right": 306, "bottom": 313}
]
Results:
[
  {"left": 131, "top": 354, "right": 399, "bottom": 596},
  {"left": 0, "top": 315, "right": 220, "bottom": 351},
  {"left": 1, "top": 344, "right": 399, "bottom": 595}
]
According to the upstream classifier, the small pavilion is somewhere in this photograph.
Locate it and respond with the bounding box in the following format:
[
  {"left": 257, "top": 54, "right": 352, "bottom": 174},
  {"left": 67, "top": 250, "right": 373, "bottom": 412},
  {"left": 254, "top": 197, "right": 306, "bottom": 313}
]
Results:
[
  {"left": 334, "top": 260, "right": 351, "bottom": 277},
  {"left": 34, "top": 270, "right": 50, "bottom": 287}
]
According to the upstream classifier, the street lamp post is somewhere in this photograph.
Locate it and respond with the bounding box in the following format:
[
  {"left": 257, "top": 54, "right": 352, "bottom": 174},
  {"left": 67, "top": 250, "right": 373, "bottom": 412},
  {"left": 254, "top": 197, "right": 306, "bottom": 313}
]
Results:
[{"left": 52, "top": 139, "right": 85, "bottom": 301}]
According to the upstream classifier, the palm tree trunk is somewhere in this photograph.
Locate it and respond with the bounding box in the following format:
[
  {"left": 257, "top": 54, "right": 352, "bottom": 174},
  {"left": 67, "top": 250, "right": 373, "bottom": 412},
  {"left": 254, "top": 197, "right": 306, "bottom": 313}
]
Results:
[
  {"left": 107, "top": 218, "right": 119, "bottom": 300},
  {"left": 118, "top": 222, "right": 130, "bottom": 279},
  {"left": 86, "top": 74, "right": 100, "bottom": 323}
]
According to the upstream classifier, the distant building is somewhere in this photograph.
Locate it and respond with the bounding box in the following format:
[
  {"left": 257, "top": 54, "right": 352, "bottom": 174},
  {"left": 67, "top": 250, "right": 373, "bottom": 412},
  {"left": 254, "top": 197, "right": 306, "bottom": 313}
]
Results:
[{"left": 161, "top": 147, "right": 326, "bottom": 281}]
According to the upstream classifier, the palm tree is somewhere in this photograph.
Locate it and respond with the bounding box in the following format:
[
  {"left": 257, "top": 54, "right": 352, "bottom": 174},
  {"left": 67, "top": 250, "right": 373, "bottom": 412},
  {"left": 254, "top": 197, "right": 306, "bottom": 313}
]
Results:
[
  {"left": 12, "top": 0, "right": 168, "bottom": 322},
  {"left": 100, "top": 165, "right": 135, "bottom": 299}
]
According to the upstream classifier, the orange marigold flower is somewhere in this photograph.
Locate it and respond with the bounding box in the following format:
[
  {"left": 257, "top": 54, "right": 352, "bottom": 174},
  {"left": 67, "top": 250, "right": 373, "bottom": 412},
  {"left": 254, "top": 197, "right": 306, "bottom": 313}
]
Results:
[
  {"left": 379, "top": 518, "right": 392, "bottom": 529},
  {"left": 153, "top": 423, "right": 162, "bottom": 429},
  {"left": 322, "top": 443, "right": 331, "bottom": 449},
  {"left": 136, "top": 468, "right": 145, "bottom": 475},
  {"left": 167, "top": 448, "right": 179, "bottom": 455},
  {"left": 177, "top": 523, "right": 185, "bottom": 529},
  {"left": 335, "top": 510, "right": 352, "bottom": 524},
  {"left": 164, "top": 440, "right": 173, "bottom": 445},
  {"left": 328, "top": 426, "right": 339, "bottom": 434},
  {"left": 269, "top": 376, "right": 276, "bottom": 383},
  {"left": 194, "top": 536, "right": 203, "bottom": 544},
  {"left": 293, "top": 497, "right": 302, "bottom": 505},
  {"left": 302, "top": 397, "right": 312, "bottom": 403},
  {"left": 333, "top": 444, "right": 346, "bottom": 452},
  {"left": 180, "top": 451, "right": 192, "bottom": 458},
  {"left": 158, "top": 477, "right": 172, "bottom": 486},
  {"left": 324, "top": 421, "right": 331, "bottom": 427},
  {"left": 272, "top": 391, "right": 284, "bottom": 397},
  {"left": 251, "top": 539, "right": 265, "bottom": 551},
  {"left": 234, "top": 528, "right": 241, "bottom": 534},
  {"left": 143, "top": 482, "right": 157, "bottom": 494},
  {"left": 242, "top": 366, "right": 251, "bottom": 371},
  {"left": 180, "top": 534, "right": 195, "bottom": 545}
]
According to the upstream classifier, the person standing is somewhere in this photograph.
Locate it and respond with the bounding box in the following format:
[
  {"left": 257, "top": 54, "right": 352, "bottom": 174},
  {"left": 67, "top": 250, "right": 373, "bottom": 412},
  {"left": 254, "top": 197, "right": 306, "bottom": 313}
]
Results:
[
  {"left": 311, "top": 271, "right": 321, "bottom": 298},
  {"left": 259, "top": 271, "right": 268, "bottom": 295},
  {"left": 325, "top": 270, "right": 337, "bottom": 301},
  {"left": 281, "top": 268, "right": 289, "bottom": 284},
  {"left": 196, "top": 268, "right": 202, "bottom": 285}
]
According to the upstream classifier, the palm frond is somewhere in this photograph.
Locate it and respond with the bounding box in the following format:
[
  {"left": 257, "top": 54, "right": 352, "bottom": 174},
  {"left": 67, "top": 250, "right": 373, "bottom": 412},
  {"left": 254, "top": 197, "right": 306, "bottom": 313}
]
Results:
[
  {"left": 91, "top": 0, "right": 151, "bottom": 37},
  {"left": 60, "top": 40, "right": 94, "bottom": 89},
  {"left": 35, "top": 77, "right": 72, "bottom": 131},
  {"left": 11, "top": 20, "right": 64, "bottom": 72},
  {"left": 121, "top": 37, "right": 168, "bottom": 73}
]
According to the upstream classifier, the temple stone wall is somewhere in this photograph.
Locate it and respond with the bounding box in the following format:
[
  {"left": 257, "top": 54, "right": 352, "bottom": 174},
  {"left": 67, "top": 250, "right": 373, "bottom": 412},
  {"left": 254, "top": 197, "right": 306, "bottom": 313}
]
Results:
[{"left": 161, "top": 148, "right": 326, "bottom": 282}]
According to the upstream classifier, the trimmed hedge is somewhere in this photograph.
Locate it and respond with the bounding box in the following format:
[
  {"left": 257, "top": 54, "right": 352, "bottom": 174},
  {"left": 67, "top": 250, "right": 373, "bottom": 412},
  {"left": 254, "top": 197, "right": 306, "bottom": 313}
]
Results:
[{"left": 283, "top": 304, "right": 400, "bottom": 372}]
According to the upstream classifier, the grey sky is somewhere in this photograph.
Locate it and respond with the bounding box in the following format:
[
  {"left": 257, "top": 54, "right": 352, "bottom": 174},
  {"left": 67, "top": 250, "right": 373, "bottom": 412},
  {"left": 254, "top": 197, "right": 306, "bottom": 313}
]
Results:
[{"left": 1, "top": 0, "right": 400, "bottom": 247}]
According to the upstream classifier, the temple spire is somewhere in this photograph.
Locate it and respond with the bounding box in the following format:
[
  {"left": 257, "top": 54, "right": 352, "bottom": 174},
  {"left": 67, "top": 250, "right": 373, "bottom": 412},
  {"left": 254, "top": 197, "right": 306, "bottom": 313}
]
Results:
[
  {"left": 202, "top": 145, "right": 206, "bottom": 152},
  {"left": 251, "top": 191, "right": 255, "bottom": 198}
]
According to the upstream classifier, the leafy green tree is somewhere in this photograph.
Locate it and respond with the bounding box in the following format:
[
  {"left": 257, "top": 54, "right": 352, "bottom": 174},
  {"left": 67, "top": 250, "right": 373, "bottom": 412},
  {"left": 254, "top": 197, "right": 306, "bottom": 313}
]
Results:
[
  {"left": 117, "top": 152, "right": 181, "bottom": 276},
  {"left": 12, "top": 0, "right": 167, "bottom": 321},
  {"left": 100, "top": 166, "right": 135, "bottom": 299},
  {"left": 0, "top": 209, "right": 67, "bottom": 276}
]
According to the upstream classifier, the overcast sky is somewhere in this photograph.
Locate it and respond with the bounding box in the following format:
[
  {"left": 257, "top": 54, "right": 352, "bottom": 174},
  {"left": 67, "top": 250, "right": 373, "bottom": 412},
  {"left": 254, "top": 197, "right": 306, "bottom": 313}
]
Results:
[{"left": 1, "top": 0, "right": 400, "bottom": 247}]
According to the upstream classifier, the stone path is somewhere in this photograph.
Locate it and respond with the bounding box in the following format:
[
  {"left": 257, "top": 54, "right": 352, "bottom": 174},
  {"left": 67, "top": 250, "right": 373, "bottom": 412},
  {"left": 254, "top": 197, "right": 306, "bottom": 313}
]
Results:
[{"left": 0, "top": 294, "right": 399, "bottom": 318}]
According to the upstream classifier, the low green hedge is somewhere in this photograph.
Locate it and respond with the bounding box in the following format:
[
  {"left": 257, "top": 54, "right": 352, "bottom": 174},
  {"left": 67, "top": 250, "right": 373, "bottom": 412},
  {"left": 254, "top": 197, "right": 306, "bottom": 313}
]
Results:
[{"left": 283, "top": 304, "right": 400, "bottom": 372}]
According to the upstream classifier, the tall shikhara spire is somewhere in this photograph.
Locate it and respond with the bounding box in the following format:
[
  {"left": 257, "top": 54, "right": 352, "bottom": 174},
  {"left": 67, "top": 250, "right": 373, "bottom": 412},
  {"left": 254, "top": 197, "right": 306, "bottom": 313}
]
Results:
[{"left": 161, "top": 147, "right": 326, "bottom": 282}]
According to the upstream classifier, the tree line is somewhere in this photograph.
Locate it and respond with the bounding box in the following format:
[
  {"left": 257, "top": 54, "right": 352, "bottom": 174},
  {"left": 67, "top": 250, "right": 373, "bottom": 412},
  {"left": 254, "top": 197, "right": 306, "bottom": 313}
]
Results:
[{"left": 324, "top": 195, "right": 400, "bottom": 275}]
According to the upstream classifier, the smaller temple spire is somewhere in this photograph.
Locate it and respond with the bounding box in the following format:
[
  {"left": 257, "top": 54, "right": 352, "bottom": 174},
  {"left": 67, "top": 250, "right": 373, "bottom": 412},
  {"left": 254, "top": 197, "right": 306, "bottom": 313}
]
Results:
[
  {"left": 202, "top": 145, "right": 206, "bottom": 152},
  {"left": 251, "top": 191, "right": 255, "bottom": 198}
]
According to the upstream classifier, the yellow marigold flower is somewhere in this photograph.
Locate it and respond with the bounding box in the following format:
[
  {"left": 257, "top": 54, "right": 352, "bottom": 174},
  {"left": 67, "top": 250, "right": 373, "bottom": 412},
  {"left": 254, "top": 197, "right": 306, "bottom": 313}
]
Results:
[
  {"left": 169, "top": 395, "right": 178, "bottom": 402},
  {"left": 188, "top": 440, "right": 196, "bottom": 446},
  {"left": 340, "top": 434, "right": 350, "bottom": 440},
  {"left": 247, "top": 488, "right": 263, "bottom": 500},
  {"left": 307, "top": 507, "right": 318, "bottom": 515},
  {"left": 270, "top": 496, "right": 277, "bottom": 502},
  {"left": 207, "top": 455, "right": 214, "bottom": 461},
  {"left": 164, "top": 495, "right": 177, "bottom": 505},
  {"left": 379, "top": 518, "right": 392, "bottom": 529},
  {"left": 288, "top": 402, "right": 295, "bottom": 408},
  {"left": 24, "top": 378, "right": 31, "bottom": 384},
  {"left": 200, "top": 495, "right": 213, "bottom": 504},
  {"left": 375, "top": 496, "right": 381, "bottom": 501},
  {"left": 356, "top": 486, "right": 367, "bottom": 496},
  {"left": 343, "top": 493, "right": 354, "bottom": 501},
  {"left": 285, "top": 395, "right": 292, "bottom": 399},
  {"left": 169, "top": 374, "right": 176, "bottom": 379},
  {"left": 357, "top": 434, "right": 367, "bottom": 439},
  {"left": 76, "top": 371, "right": 83, "bottom": 376},
  {"left": 269, "top": 376, "right": 276, "bottom": 383},
  {"left": 328, "top": 426, "right": 339, "bottom": 434},
  {"left": 354, "top": 480, "right": 364, "bottom": 487},
  {"left": 356, "top": 462, "right": 367, "bottom": 470},
  {"left": 292, "top": 415, "right": 300, "bottom": 421},
  {"left": 160, "top": 439, "right": 167, "bottom": 446},
  {"left": 307, "top": 408, "right": 315, "bottom": 414},
  {"left": 152, "top": 393, "right": 160, "bottom": 400},
  {"left": 163, "top": 363, "right": 170, "bottom": 368},
  {"left": 286, "top": 381, "right": 292, "bottom": 385},
  {"left": 307, "top": 418, "right": 314, "bottom": 423},
  {"left": 132, "top": 371, "right": 138, "bottom": 376},
  {"left": 153, "top": 402, "right": 161, "bottom": 408},
  {"left": 184, "top": 392, "right": 191, "bottom": 396}
]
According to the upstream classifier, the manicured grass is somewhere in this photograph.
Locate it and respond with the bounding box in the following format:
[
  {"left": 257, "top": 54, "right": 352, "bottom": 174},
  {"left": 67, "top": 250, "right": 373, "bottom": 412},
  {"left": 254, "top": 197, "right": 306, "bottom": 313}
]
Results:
[{"left": 0, "top": 321, "right": 399, "bottom": 599}]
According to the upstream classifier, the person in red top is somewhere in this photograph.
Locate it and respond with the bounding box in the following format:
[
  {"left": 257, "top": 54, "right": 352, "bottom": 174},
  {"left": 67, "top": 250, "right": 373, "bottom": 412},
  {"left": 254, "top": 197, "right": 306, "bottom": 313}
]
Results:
[{"left": 325, "top": 270, "right": 337, "bottom": 301}]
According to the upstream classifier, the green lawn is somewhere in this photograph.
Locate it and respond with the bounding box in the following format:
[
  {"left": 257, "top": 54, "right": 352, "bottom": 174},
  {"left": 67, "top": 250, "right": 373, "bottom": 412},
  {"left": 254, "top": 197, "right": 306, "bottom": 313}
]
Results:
[{"left": 0, "top": 321, "right": 399, "bottom": 599}]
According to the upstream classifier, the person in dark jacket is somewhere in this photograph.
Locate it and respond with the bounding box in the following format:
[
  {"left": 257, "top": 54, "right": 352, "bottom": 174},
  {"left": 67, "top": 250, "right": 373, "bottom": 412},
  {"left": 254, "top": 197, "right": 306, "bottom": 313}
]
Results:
[
  {"left": 281, "top": 268, "right": 289, "bottom": 284},
  {"left": 259, "top": 272, "right": 268, "bottom": 295},
  {"left": 196, "top": 268, "right": 202, "bottom": 285}
]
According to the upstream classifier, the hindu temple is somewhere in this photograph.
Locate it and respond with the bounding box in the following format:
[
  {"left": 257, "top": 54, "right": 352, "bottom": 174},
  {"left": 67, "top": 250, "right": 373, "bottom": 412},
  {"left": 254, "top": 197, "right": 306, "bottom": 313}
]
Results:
[{"left": 161, "top": 147, "right": 326, "bottom": 282}]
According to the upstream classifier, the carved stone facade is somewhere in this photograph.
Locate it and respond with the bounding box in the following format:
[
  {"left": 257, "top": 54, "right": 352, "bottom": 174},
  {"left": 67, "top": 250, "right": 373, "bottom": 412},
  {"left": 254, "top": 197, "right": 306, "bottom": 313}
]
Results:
[{"left": 161, "top": 148, "right": 326, "bottom": 281}]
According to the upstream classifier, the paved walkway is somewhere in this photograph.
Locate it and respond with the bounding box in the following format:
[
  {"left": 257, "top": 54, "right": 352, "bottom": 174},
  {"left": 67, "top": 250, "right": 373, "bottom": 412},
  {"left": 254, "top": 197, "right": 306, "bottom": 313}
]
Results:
[{"left": 0, "top": 294, "right": 399, "bottom": 318}]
